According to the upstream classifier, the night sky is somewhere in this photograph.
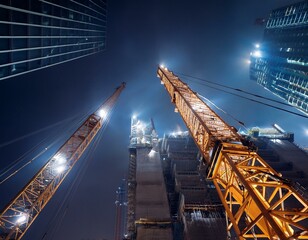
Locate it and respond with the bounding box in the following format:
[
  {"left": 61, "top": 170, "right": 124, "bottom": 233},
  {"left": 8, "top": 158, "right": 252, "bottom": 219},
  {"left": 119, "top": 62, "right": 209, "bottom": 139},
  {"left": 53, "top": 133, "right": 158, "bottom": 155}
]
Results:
[{"left": 0, "top": 0, "right": 307, "bottom": 239}]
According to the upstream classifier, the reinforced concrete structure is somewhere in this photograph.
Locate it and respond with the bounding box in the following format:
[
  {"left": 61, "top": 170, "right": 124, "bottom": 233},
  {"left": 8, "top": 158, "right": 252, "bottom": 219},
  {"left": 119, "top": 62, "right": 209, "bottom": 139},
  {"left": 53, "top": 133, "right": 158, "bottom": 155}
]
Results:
[
  {"left": 245, "top": 124, "right": 308, "bottom": 191},
  {"left": 0, "top": 0, "right": 106, "bottom": 81},
  {"left": 161, "top": 131, "right": 226, "bottom": 240},
  {"left": 159, "top": 127, "right": 308, "bottom": 239},
  {"left": 125, "top": 117, "right": 308, "bottom": 239},
  {"left": 126, "top": 117, "right": 172, "bottom": 240},
  {"left": 249, "top": 0, "right": 308, "bottom": 114}
]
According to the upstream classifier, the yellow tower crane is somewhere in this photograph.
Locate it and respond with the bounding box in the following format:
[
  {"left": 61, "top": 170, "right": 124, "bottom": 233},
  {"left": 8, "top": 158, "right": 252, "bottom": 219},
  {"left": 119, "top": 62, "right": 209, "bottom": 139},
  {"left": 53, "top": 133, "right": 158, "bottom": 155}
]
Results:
[
  {"left": 0, "top": 83, "right": 125, "bottom": 240},
  {"left": 157, "top": 66, "right": 308, "bottom": 239}
]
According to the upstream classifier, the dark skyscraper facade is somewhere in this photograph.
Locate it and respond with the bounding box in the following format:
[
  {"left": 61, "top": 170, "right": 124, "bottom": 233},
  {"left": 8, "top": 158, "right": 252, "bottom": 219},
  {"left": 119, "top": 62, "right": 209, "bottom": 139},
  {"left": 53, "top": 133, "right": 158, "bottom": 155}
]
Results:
[
  {"left": 250, "top": 1, "right": 308, "bottom": 114},
  {"left": 0, "top": 0, "right": 106, "bottom": 81}
]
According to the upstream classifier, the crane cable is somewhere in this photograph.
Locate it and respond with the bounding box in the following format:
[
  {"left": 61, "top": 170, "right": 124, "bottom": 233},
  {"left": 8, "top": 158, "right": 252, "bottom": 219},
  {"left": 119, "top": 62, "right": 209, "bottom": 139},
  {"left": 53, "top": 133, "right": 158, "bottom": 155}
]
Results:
[
  {"left": 40, "top": 103, "right": 119, "bottom": 239},
  {"left": 0, "top": 147, "right": 48, "bottom": 185},
  {"left": 175, "top": 72, "right": 308, "bottom": 119},
  {"left": 42, "top": 128, "right": 105, "bottom": 240},
  {"left": 175, "top": 71, "right": 303, "bottom": 110},
  {"left": 198, "top": 94, "right": 249, "bottom": 131},
  {"left": 0, "top": 89, "right": 111, "bottom": 175},
  {"left": 0, "top": 110, "right": 94, "bottom": 185},
  {"left": 0, "top": 115, "right": 78, "bottom": 149},
  {"left": 0, "top": 137, "right": 48, "bottom": 178},
  {"left": 0, "top": 92, "right": 113, "bottom": 184}
]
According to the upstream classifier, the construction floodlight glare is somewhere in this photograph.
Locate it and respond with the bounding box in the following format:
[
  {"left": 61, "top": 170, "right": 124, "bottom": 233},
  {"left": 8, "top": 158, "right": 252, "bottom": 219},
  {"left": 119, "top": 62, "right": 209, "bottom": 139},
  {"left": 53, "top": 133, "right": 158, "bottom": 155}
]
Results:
[
  {"left": 55, "top": 165, "right": 66, "bottom": 174},
  {"left": 160, "top": 64, "right": 168, "bottom": 70},
  {"left": 98, "top": 109, "right": 107, "bottom": 119},
  {"left": 136, "top": 122, "right": 145, "bottom": 131},
  {"left": 54, "top": 155, "right": 66, "bottom": 164},
  {"left": 16, "top": 214, "right": 27, "bottom": 224},
  {"left": 148, "top": 149, "right": 156, "bottom": 157},
  {"left": 253, "top": 50, "right": 262, "bottom": 58}
]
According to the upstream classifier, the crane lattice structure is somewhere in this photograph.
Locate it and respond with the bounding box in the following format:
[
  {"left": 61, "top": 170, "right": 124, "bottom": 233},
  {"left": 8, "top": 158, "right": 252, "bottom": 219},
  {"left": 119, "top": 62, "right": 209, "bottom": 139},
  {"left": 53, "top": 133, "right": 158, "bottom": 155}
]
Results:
[
  {"left": 157, "top": 66, "right": 308, "bottom": 239},
  {"left": 0, "top": 83, "right": 125, "bottom": 240}
]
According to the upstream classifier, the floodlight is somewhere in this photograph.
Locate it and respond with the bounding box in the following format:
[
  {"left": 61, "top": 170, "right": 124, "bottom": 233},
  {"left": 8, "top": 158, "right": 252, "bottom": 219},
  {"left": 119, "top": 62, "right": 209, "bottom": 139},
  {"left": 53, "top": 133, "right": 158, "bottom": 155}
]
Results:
[
  {"left": 252, "top": 50, "right": 262, "bottom": 58},
  {"left": 55, "top": 165, "right": 66, "bottom": 174},
  {"left": 54, "top": 155, "right": 66, "bottom": 164},
  {"left": 148, "top": 149, "right": 156, "bottom": 157},
  {"left": 16, "top": 214, "right": 27, "bottom": 224},
  {"left": 98, "top": 109, "right": 107, "bottom": 119}
]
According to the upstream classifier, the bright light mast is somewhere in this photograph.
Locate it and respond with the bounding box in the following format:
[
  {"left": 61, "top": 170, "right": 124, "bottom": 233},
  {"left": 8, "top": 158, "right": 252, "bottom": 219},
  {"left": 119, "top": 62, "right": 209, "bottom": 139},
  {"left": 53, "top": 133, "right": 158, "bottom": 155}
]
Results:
[{"left": 0, "top": 83, "right": 126, "bottom": 240}]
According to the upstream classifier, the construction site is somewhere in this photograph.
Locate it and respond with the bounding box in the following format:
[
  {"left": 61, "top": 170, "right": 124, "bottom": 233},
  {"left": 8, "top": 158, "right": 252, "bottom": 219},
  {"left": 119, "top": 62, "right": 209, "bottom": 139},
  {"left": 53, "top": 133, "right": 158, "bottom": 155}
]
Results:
[
  {"left": 0, "top": 66, "right": 308, "bottom": 240},
  {"left": 115, "top": 67, "right": 308, "bottom": 240},
  {"left": 124, "top": 118, "right": 227, "bottom": 240},
  {"left": 0, "top": 1, "right": 308, "bottom": 239}
]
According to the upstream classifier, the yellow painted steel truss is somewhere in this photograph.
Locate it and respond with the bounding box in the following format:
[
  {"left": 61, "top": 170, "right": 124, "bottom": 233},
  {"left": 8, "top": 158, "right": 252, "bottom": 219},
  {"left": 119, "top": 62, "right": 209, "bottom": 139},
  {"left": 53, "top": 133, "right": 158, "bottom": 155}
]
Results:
[
  {"left": 0, "top": 83, "right": 125, "bottom": 240},
  {"left": 157, "top": 67, "right": 308, "bottom": 239},
  {"left": 210, "top": 143, "right": 308, "bottom": 239}
]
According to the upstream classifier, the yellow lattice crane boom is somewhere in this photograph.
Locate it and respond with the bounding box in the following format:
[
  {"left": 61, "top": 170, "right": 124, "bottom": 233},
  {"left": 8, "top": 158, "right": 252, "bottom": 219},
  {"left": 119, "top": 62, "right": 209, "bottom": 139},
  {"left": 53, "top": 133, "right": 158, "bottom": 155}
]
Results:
[
  {"left": 0, "top": 83, "right": 125, "bottom": 240},
  {"left": 157, "top": 66, "right": 308, "bottom": 239}
]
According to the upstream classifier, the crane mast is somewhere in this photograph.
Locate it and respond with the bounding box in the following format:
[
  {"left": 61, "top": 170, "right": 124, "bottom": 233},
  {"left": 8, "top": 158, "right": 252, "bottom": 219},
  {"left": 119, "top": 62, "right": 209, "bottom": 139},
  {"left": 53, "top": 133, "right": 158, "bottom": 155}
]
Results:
[
  {"left": 157, "top": 66, "right": 308, "bottom": 239},
  {"left": 0, "top": 83, "right": 125, "bottom": 240}
]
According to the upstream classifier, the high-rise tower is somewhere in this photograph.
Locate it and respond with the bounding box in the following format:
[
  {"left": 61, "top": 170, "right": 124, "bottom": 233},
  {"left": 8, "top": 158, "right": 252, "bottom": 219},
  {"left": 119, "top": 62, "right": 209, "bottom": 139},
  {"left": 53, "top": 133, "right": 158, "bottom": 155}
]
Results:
[
  {"left": 161, "top": 131, "right": 227, "bottom": 240},
  {"left": 249, "top": 1, "right": 308, "bottom": 114},
  {"left": 0, "top": 0, "right": 106, "bottom": 81},
  {"left": 126, "top": 117, "right": 172, "bottom": 240}
]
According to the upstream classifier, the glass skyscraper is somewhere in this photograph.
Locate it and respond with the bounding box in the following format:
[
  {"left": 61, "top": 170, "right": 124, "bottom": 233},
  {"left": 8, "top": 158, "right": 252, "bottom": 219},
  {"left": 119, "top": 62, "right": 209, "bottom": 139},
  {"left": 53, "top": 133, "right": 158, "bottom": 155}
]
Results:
[
  {"left": 250, "top": 1, "right": 308, "bottom": 114},
  {"left": 0, "top": 0, "right": 106, "bottom": 81}
]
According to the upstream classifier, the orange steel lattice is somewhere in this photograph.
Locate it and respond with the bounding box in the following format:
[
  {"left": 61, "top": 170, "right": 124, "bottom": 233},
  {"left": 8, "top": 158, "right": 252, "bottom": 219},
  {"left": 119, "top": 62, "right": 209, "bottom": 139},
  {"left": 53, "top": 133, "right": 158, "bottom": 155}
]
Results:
[
  {"left": 157, "top": 67, "right": 308, "bottom": 239},
  {"left": 0, "top": 83, "right": 125, "bottom": 240}
]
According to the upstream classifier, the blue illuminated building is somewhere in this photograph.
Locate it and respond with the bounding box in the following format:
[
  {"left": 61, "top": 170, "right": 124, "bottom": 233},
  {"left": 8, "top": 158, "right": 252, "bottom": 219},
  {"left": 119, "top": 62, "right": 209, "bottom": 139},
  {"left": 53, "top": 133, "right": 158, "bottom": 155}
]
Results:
[
  {"left": 250, "top": 1, "right": 308, "bottom": 114},
  {"left": 0, "top": 0, "right": 106, "bottom": 81}
]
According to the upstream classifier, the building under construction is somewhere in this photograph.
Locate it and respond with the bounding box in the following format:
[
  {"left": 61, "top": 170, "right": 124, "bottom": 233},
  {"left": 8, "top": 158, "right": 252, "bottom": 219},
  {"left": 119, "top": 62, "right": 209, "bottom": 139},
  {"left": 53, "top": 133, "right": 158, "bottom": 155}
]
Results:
[
  {"left": 124, "top": 118, "right": 227, "bottom": 240},
  {"left": 123, "top": 119, "right": 308, "bottom": 240},
  {"left": 120, "top": 64, "right": 308, "bottom": 240},
  {"left": 244, "top": 124, "right": 308, "bottom": 191},
  {"left": 160, "top": 131, "right": 226, "bottom": 239},
  {"left": 125, "top": 117, "right": 172, "bottom": 240}
]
